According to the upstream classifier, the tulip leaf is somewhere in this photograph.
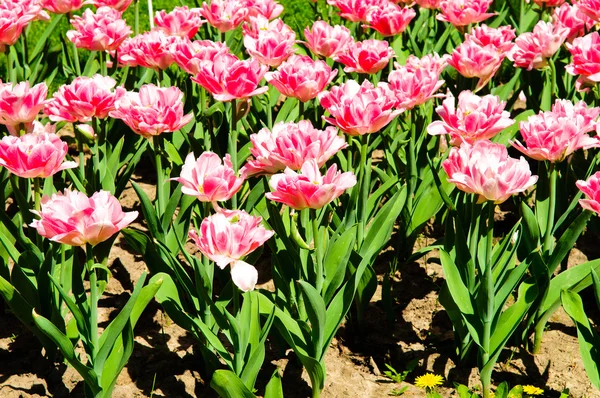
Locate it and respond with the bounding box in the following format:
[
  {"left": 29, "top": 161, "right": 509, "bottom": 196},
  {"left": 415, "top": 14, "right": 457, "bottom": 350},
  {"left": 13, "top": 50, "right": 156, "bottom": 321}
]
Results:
[
  {"left": 323, "top": 226, "right": 357, "bottom": 304},
  {"left": 519, "top": 201, "right": 540, "bottom": 257},
  {"left": 48, "top": 274, "right": 90, "bottom": 346},
  {"left": 264, "top": 369, "right": 284, "bottom": 398},
  {"left": 30, "top": 14, "right": 65, "bottom": 61},
  {"left": 298, "top": 281, "right": 326, "bottom": 358},
  {"left": 548, "top": 210, "right": 592, "bottom": 275},
  {"left": 132, "top": 181, "right": 164, "bottom": 240},
  {"left": 592, "top": 269, "right": 600, "bottom": 311},
  {"left": 439, "top": 249, "right": 474, "bottom": 315},
  {"left": 274, "top": 97, "right": 299, "bottom": 124},
  {"left": 210, "top": 370, "right": 256, "bottom": 398}
]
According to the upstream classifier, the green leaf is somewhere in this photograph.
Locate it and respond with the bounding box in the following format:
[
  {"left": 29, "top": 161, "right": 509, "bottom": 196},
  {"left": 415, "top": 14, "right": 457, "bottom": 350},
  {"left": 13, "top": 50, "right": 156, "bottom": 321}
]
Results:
[
  {"left": 264, "top": 369, "right": 284, "bottom": 398},
  {"left": 132, "top": 182, "right": 163, "bottom": 240},
  {"left": 210, "top": 370, "right": 256, "bottom": 398},
  {"left": 30, "top": 15, "right": 64, "bottom": 61},
  {"left": 48, "top": 274, "right": 90, "bottom": 346},
  {"left": 323, "top": 226, "right": 357, "bottom": 304},
  {"left": 439, "top": 250, "right": 474, "bottom": 315},
  {"left": 548, "top": 211, "right": 592, "bottom": 274},
  {"left": 298, "top": 281, "right": 326, "bottom": 359},
  {"left": 519, "top": 201, "right": 540, "bottom": 257},
  {"left": 274, "top": 97, "right": 298, "bottom": 124}
]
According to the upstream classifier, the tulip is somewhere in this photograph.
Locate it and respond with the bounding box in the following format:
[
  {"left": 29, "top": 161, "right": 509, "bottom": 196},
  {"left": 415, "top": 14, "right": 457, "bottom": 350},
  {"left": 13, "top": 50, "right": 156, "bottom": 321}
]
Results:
[
  {"left": 304, "top": 21, "right": 353, "bottom": 59},
  {"left": 364, "top": 2, "right": 416, "bottom": 37},
  {"left": 512, "top": 99, "right": 600, "bottom": 162},
  {"left": 577, "top": 0, "right": 600, "bottom": 22},
  {"left": 30, "top": 190, "right": 138, "bottom": 246},
  {"left": 266, "top": 160, "right": 357, "bottom": 210},
  {"left": 200, "top": 0, "right": 248, "bottom": 32},
  {"left": 528, "top": 0, "right": 565, "bottom": 6},
  {"left": 118, "top": 30, "right": 178, "bottom": 70},
  {"left": 0, "top": 131, "right": 77, "bottom": 178},
  {"left": 437, "top": 0, "right": 495, "bottom": 27},
  {"left": 42, "top": 0, "right": 84, "bottom": 14},
  {"left": 243, "top": 0, "right": 283, "bottom": 20},
  {"left": 154, "top": 6, "right": 204, "bottom": 39},
  {"left": 45, "top": 75, "right": 126, "bottom": 123},
  {"left": 0, "top": 81, "right": 47, "bottom": 135},
  {"left": 553, "top": 3, "right": 595, "bottom": 43},
  {"left": 415, "top": 0, "right": 441, "bottom": 8},
  {"left": 577, "top": 172, "right": 600, "bottom": 215},
  {"left": 566, "top": 32, "right": 600, "bottom": 91},
  {"left": 403, "top": 52, "right": 450, "bottom": 75},
  {"left": 427, "top": 91, "right": 514, "bottom": 145},
  {"left": 0, "top": 0, "right": 49, "bottom": 50},
  {"left": 109, "top": 84, "right": 193, "bottom": 138},
  {"left": 468, "top": 24, "right": 516, "bottom": 52},
  {"left": 507, "top": 21, "right": 569, "bottom": 70},
  {"left": 327, "top": 0, "right": 386, "bottom": 22},
  {"left": 240, "top": 120, "right": 347, "bottom": 177},
  {"left": 67, "top": 6, "right": 131, "bottom": 52},
  {"left": 243, "top": 16, "right": 295, "bottom": 67},
  {"left": 389, "top": 55, "right": 447, "bottom": 111},
  {"left": 192, "top": 52, "right": 268, "bottom": 102},
  {"left": 319, "top": 79, "right": 401, "bottom": 136},
  {"left": 335, "top": 39, "right": 395, "bottom": 74},
  {"left": 87, "top": 0, "right": 133, "bottom": 11},
  {"left": 172, "top": 39, "right": 228, "bottom": 75},
  {"left": 443, "top": 140, "right": 538, "bottom": 204},
  {"left": 265, "top": 55, "right": 337, "bottom": 102},
  {"left": 447, "top": 38, "right": 504, "bottom": 91},
  {"left": 172, "top": 152, "right": 244, "bottom": 203}
]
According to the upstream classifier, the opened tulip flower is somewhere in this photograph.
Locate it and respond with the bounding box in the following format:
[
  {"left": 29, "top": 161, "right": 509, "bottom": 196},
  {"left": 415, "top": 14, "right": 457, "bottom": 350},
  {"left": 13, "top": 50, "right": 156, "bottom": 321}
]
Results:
[
  {"left": 42, "top": 0, "right": 83, "bottom": 14},
  {"left": 566, "top": 32, "right": 600, "bottom": 91},
  {"left": 443, "top": 140, "right": 538, "bottom": 204},
  {"left": 512, "top": 99, "right": 600, "bottom": 162},
  {"left": 447, "top": 37, "right": 505, "bottom": 91},
  {"left": 189, "top": 209, "right": 274, "bottom": 290},
  {"left": 154, "top": 6, "right": 204, "bottom": 39},
  {"left": 437, "top": 0, "right": 495, "bottom": 27},
  {"left": 109, "top": 84, "right": 193, "bottom": 138},
  {"left": 508, "top": 21, "right": 569, "bottom": 70},
  {"left": 243, "top": 16, "right": 295, "bottom": 67},
  {"left": 389, "top": 54, "right": 447, "bottom": 111},
  {"left": 266, "top": 160, "right": 357, "bottom": 210},
  {"left": 265, "top": 55, "right": 337, "bottom": 102},
  {"left": 172, "top": 152, "right": 244, "bottom": 203},
  {"left": 173, "top": 39, "right": 228, "bottom": 75},
  {"left": 577, "top": 0, "right": 600, "bottom": 21},
  {"left": 427, "top": 91, "right": 514, "bottom": 145},
  {"left": 45, "top": 74, "right": 126, "bottom": 123},
  {"left": 0, "top": 131, "right": 77, "bottom": 178},
  {"left": 327, "top": 0, "right": 385, "bottom": 22},
  {"left": 66, "top": 6, "right": 131, "bottom": 52},
  {"left": 468, "top": 24, "right": 515, "bottom": 52},
  {"left": 303, "top": 21, "right": 353, "bottom": 59},
  {"left": 244, "top": 0, "right": 283, "bottom": 20},
  {"left": 200, "top": 0, "right": 248, "bottom": 32},
  {"left": 319, "top": 79, "right": 401, "bottom": 136},
  {"left": 364, "top": 2, "right": 416, "bottom": 37},
  {"left": 30, "top": 190, "right": 138, "bottom": 246},
  {"left": 553, "top": 3, "right": 594, "bottom": 43},
  {"left": 118, "top": 30, "right": 178, "bottom": 70},
  {"left": 335, "top": 39, "right": 395, "bottom": 74},
  {"left": 0, "top": 0, "right": 48, "bottom": 49},
  {"left": 192, "top": 52, "right": 268, "bottom": 102},
  {"left": 577, "top": 172, "right": 600, "bottom": 215},
  {"left": 0, "top": 81, "right": 47, "bottom": 135},
  {"left": 88, "top": 0, "right": 133, "bottom": 11},
  {"left": 240, "top": 120, "right": 347, "bottom": 177}
]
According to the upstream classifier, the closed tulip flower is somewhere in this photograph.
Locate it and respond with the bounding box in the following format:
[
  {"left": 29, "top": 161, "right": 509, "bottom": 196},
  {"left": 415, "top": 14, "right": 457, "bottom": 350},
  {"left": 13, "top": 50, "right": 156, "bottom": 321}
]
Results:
[
  {"left": 319, "top": 79, "right": 402, "bottom": 136},
  {"left": 30, "top": 190, "right": 138, "bottom": 246},
  {"left": 512, "top": 99, "right": 600, "bottom": 162},
  {"left": 427, "top": 91, "right": 514, "bottom": 145},
  {"left": 109, "top": 84, "right": 193, "bottom": 138},
  {"left": 172, "top": 39, "right": 228, "bottom": 75},
  {"left": 335, "top": 39, "right": 395, "bottom": 74},
  {"left": 0, "top": 131, "right": 77, "bottom": 178},
  {"left": 240, "top": 120, "right": 347, "bottom": 177},
  {"left": 364, "top": 2, "right": 416, "bottom": 37},
  {"left": 154, "top": 6, "right": 204, "bottom": 39},
  {"left": 0, "top": 81, "right": 47, "bottom": 135},
  {"left": 443, "top": 140, "right": 538, "bottom": 204},
  {"left": 265, "top": 55, "right": 337, "bottom": 102},
  {"left": 200, "top": 0, "right": 248, "bottom": 32},
  {"left": 304, "top": 21, "right": 353, "bottom": 59},
  {"left": 172, "top": 152, "right": 244, "bottom": 203},
  {"left": 67, "top": 6, "right": 131, "bottom": 52},
  {"left": 437, "top": 0, "right": 495, "bottom": 27},
  {"left": 566, "top": 32, "right": 600, "bottom": 91},
  {"left": 243, "top": 16, "right": 295, "bottom": 67},
  {"left": 577, "top": 172, "right": 600, "bottom": 215},
  {"left": 192, "top": 52, "right": 268, "bottom": 102},
  {"left": 45, "top": 75, "right": 126, "bottom": 123},
  {"left": 118, "top": 30, "right": 178, "bottom": 70}
]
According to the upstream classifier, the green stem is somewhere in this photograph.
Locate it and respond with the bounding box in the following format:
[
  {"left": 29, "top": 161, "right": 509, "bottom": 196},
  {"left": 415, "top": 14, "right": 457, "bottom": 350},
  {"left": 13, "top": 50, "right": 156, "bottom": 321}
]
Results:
[
  {"left": 407, "top": 111, "right": 417, "bottom": 210},
  {"left": 98, "top": 51, "right": 107, "bottom": 76},
  {"left": 468, "top": 200, "right": 479, "bottom": 291},
  {"left": 153, "top": 135, "right": 165, "bottom": 216},
  {"left": 229, "top": 99, "right": 238, "bottom": 208},
  {"left": 86, "top": 243, "right": 99, "bottom": 360},
  {"left": 357, "top": 134, "right": 369, "bottom": 245},
  {"left": 298, "top": 100, "right": 305, "bottom": 120},
  {"left": 543, "top": 162, "right": 557, "bottom": 256},
  {"left": 312, "top": 209, "right": 324, "bottom": 292},
  {"left": 134, "top": 0, "right": 140, "bottom": 35},
  {"left": 71, "top": 32, "right": 81, "bottom": 76},
  {"left": 147, "top": 0, "right": 154, "bottom": 29},
  {"left": 6, "top": 46, "right": 15, "bottom": 83},
  {"left": 481, "top": 202, "right": 495, "bottom": 398},
  {"left": 33, "top": 177, "right": 42, "bottom": 248}
]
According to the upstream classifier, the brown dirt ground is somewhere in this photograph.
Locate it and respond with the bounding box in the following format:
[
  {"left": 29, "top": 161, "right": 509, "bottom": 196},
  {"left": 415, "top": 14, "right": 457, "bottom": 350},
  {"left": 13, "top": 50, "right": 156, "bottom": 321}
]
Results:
[{"left": 1, "top": 182, "right": 600, "bottom": 398}]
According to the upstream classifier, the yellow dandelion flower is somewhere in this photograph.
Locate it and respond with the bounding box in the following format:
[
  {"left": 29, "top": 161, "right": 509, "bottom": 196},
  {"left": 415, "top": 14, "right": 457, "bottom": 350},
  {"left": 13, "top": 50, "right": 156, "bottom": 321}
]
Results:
[
  {"left": 522, "top": 385, "right": 544, "bottom": 395},
  {"left": 414, "top": 373, "right": 444, "bottom": 389}
]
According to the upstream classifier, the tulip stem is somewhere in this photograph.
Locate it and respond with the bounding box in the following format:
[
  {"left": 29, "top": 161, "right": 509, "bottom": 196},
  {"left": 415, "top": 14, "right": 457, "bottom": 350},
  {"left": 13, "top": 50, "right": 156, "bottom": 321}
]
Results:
[
  {"left": 72, "top": 41, "right": 81, "bottom": 76},
  {"left": 153, "top": 135, "right": 165, "bottom": 216},
  {"left": 407, "top": 111, "right": 418, "bottom": 210},
  {"left": 357, "top": 134, "right": 369, "bottom": 245},
  {"left": 229, "top": 99, "right": 238, "bottom": 208},
  {"left": 481, "top": 202, "right": 495, "bottom": 398},
  {"left": 33, "top": 177, "right": 43, "bottom": 248},
  {"left": 543, "top": 162, "right": 557, "bottom": 256},
  {"left": 468, "top": 200, "right": 479, "bottom": 291},
  {"left": 298, "top": 100, "right": 304, "bottom": 119},
  {"left": 6, "top": 46, "right": 15, "bottom": 84},
  {"left": 86, "top": 243, "right": 99, "bottom": 360},
  {"left": 148, "top": 0, "right": 154, "bottom": 29},
  {"left": 312, "top": 209, "right": 324, "bottom": 293},
  {"left": 134, "top": 0, "right": 140, "bottom": 35}
]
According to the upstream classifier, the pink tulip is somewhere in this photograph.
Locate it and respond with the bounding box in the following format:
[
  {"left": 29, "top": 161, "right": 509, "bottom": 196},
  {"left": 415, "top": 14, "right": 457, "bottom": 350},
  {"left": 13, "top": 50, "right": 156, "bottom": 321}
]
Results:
[
  {"left": 566, "top": 32, "right": 600, "bottom": 91},
  {"left": 512, "top": 99, "right": 600, "bottom": 162},
  {"left": 528, "top": 0, "right": 565, "bottom": 6},
  {"left": 507, "top": 21, "right": 569, "bottom": 70},
  {"left": 45, "top": 75, "right": 126, "bottom": 123},
  {"left": 67, "top": 7, "right": 131, "bottom": 52},
  {"left": 244, "top": 0, "right": 284, "bottom": 20},
  {"left": 389, "top": 54, "right": 447, "bottom": 111},
  {"left": 42, "top": 0, "right": 84, "bottom": 14},
  {"left": 443, "top": 140, "right": 538, "bottom": 204},
  {"left": 172, "top": 152, "right": 244, "bottom": 202},
  {"left": 553, "top": 3, "right": 594, "bottom": 43},
  {"left": 578, "top": 0, "right": 600, "bottom": 21},
  {"left": 415, "top": 0, "right": 441, "bottom": 8},
  {"left": 404, "top": 52, "right": 450, "bottom": 75},
  {"left": 109, "top": 84, "right": 193, "bottom": 138},
  {"left": 154, "top": 6, "right": 204, "bottom": 39},
  {"left": 447, "top": 38, "right": 504, "bottom": 91},
  {"left": 192, "top": 52, "right": 268, "bottom": 102},
  {"left": 304, "top": 21, "right": 353, "bottom": 59},
  {"left": 265, "top": 55, "right": 337, "bottom": 102},
  {"left": 468, "top": 24, "right": 516, "bottom": 52},
  {"left": 0, "top": 0, "right": 49, "bottom": 49},
  {"left": 200, "top": 0, "right": 248, "bottom": 32},
  {"left": 240, "top": 120, "right": 347, "bottom": 177},
  {"left": 327, "top": 0, "right": 386, "bottom": 22},
  {"left": 577, "top": 172, "right": 600, "bottom": 215},
  {"left": 427, "top": 91, "right": 514, "bottom": 145},
  {"left": 31, "top": 190, "right": 138, "bottom": 246},
  {"left": 0, "top": 131, "right": 77, "bottom": 178},
  {"left": 437, "top": 0, "right": 495, "bottom": 27},
  {"left": 243, "top": 16, "right": 295, "bottom": 67},
  {"left": 364, "top": 2, "right": 416, "bottom": 37},
  {"left": 118, "top": 30, "right": 178, "bottom": 70},
  {"left": 266, "top": 160, "right": 357, "bottom": 210},
  {"left": 0, "top": 81, "right": 47, "bottom": 135},
  {"left": 173, "top": 39, "right": 228, "bottom": 75},
  {"left": 319, "top": 79, "right": 401, "bottom": 136},
  {"left": 188, "top": 209, "right": 274, "bottom": 290},
  {"left": 87, "top": 0, "right": 133, "bottom": 11},
  {"left": 335, "top": 39, "right": 395, "bottom": 74}
]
